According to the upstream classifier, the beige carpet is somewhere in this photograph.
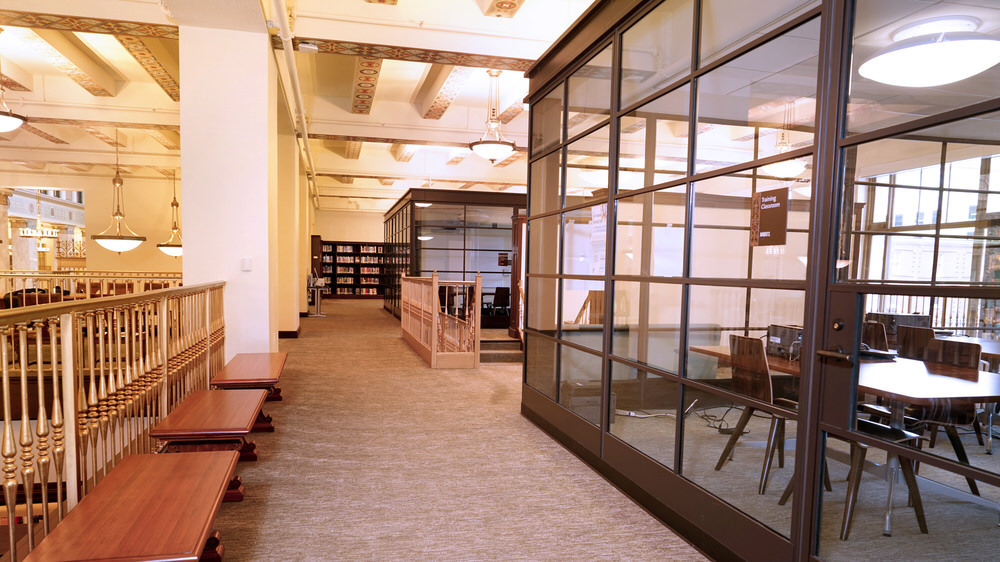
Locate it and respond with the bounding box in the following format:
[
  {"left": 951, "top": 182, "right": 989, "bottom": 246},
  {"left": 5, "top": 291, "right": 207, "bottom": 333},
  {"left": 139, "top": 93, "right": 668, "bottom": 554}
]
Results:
[{"left": 213, "top": 300, "right": 707, "bottom": 561}]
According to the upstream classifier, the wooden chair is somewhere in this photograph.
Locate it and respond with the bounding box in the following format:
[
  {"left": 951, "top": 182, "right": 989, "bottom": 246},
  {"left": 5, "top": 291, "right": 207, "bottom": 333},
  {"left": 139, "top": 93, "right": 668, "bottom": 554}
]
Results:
[
  {"left": 714, "top": 334, "right": 794, "bottom": 494},
  {"left": 862, "top": 321, "right": 889, "bottom": 351},
  {"left": 914, "top": 339, "right": 983, "bottom": 495},
  {"left": 896, "top": 325, "right": 935, "bottom": 359},
  {"left": 490, "top": 287, "right": 510, "bottom": 316}
]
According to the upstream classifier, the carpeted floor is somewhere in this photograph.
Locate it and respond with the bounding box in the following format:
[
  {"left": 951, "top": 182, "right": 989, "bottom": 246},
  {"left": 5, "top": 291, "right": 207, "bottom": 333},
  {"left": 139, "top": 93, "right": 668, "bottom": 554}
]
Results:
[{"left": 213, "top": 300, "right": 707, "bottom": 561}]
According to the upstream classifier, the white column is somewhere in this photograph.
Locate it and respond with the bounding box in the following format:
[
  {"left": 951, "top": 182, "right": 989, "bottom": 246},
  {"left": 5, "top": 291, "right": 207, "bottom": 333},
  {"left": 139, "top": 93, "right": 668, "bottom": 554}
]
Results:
[
  {"left": 276, "top": 99, "right": 301, "bottom": 335},
  {"left": 0, "top": 190, "right": 11, "bottom": 272},
  {"left": 178, "top": 24, "right": 278, "bottom": 357}
]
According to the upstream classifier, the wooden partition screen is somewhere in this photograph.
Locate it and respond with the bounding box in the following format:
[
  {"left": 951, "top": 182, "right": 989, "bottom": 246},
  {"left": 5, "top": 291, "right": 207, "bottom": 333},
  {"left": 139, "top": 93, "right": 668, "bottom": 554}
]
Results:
[{"left": 400, "top": 273, "right": 481, "bottom": 368}]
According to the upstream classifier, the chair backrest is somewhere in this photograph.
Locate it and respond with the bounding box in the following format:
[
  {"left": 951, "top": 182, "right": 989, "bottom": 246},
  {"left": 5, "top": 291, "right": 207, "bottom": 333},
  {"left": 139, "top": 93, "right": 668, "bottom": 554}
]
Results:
[
  {"left": 19, "top": 292, "right": 63, "bottom": 307},
  {"left": 729, "top": 334, "right": 773, "bottom": 403},
  {"left": 862, "top": 321, "right": 889, "bottom": 351},
  {"left": 896, "top": 325, "right": 935, "bottom": 359},
  {"left": 924, "top": 339, "right": 982, "bottom": 370},
  {"left": 493, "top": 287, "right": 510, "bottom": 308}
]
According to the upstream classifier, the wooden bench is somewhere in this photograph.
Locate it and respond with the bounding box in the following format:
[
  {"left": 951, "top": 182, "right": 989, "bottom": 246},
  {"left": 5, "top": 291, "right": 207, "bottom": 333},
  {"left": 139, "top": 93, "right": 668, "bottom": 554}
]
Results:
[
  {"left": 151, "top": 389, "right": 269, "bottom": 501},
  {"left": 211, "top": 352, "right": 287, "bottom": 431},
  {"left": 25, "top": 451, "right": 238, "bottom": 562}
]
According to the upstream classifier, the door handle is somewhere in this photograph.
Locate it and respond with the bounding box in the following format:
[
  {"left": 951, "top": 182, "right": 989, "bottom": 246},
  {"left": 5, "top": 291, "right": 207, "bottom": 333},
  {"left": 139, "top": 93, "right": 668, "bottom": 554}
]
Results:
[{"left": 816, "top": 346, "right": 854, "bottom": 365}]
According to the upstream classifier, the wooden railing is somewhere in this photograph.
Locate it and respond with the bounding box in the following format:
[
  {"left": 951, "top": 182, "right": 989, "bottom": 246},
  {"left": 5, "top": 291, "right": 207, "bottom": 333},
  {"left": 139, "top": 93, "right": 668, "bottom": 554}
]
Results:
[
  {"left": 0, "top": 272, "right": 183, "bottom": 309},
  {"left": 400, "top": 273, "right": 480, "bottom": 368},
  {"left": 0, "top": 282, "right": 225, "bottom": 559}
]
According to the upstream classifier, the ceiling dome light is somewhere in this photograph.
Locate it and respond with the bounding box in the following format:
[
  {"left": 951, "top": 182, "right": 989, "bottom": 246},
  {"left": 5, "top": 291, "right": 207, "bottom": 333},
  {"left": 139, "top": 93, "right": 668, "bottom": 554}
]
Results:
[
  {"left": 859, "top": 16, "right": 1000, "bottom": 87},
  {"left": 762, "top": 158, "right": 807, "bottom": 178},
  {"left": 92, "top": 130, "right": 145, "bottom": 253},
  {"left": 0, "top": 56, "right": 25, "bottom": 133}
]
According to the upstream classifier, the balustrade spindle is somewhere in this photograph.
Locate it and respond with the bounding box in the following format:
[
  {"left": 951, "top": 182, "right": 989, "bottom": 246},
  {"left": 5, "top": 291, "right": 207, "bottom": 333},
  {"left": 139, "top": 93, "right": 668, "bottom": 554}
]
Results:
[
  {"left": 2, "top": 329, "right": 18, "bottom": 560},
  {"left": 18, "top": 326, "right": 36, "bottom": 551},
  {"left": 48, "top": 319, "right": 65, "bottom": 524},
  {"left": 34, "top": 321, "right": 51, "bottom": 539}
]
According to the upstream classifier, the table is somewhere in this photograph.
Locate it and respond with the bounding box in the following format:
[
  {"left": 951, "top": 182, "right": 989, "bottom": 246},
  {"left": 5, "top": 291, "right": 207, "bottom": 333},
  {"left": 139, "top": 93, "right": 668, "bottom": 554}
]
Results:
[
  {"left": 691, "top": 344, "right": 1000, "bottom": 534},
  {"left": 151, "top": 388, "right": 267, "bottom": 461},
  {"left": 211, "top": 352, "right": 287, "bottom": 405},
  {"left": 26, "top": 451, "right": 238, "bottom": 561}
]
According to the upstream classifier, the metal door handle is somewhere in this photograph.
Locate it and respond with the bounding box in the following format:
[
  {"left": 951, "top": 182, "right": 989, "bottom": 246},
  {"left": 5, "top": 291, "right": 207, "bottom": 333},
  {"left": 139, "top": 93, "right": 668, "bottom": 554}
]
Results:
[{"left": 816, "top": 347, "right": 854, "bottom": 365}]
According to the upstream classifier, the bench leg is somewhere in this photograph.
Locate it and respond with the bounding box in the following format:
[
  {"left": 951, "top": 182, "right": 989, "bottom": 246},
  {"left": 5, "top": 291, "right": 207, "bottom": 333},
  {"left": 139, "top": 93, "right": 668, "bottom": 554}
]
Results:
[
  {"left": 252, "top": 410, "right": 275, "bottom": 433},
  {"left": 239, "top": 439, "right": 258, "bottom": 462},
  {"left": 202, "top": 530, "right": 225, "bottom": 561},
  {"left": 266, "top": 386, "right": 282, "bottom": 401},
  {"left": 224, "top": 476, "right": 245, "bottom": 502}
]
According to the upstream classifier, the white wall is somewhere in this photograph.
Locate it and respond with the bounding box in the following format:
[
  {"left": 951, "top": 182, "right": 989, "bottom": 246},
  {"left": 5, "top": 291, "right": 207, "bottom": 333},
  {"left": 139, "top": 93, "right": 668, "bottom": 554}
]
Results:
[{"left": 314, "top": 210, "right": 384, "bottom": 242}]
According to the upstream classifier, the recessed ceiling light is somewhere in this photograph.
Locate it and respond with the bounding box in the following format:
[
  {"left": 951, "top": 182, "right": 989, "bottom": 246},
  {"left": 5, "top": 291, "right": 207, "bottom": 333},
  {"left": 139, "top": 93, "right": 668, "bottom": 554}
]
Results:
[{"left": 859, "top": 16, "right": 1000, "bottom": 88}]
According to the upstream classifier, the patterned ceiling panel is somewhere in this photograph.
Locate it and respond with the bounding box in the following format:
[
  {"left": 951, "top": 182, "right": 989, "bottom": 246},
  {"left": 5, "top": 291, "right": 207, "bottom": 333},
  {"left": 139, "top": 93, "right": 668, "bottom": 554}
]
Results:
[
  {"left": 146, "top": 128, "right": 180, "bottom": 150},
  {"left": 117, "top": 36, "right": 180, "bottom": 101},
  {"left": 29, "top": 117, "right": 178, "bottom": 132},
  {"left": 284, "top": 37, "right": 532, "bottom": 72},
  {"left": 351, "top": 55, "right": 382, "bottom": 115},
  {"left": 497, "top": 102, "right": 524, "bottom": 124},
  {"left": 0, "top": 73, "right": 30, "bottom": 92},
  {"left": 0, "top": 11, "right": 179, "bottom": 39},
  {"left": 311, "top": 133, "right": 468, "bottom": 149},
  {"left": 492, "top": 150, "right": 523, "bottom": 168},
  {"left": 364, "top": 0, "right": 399, "bottom": 3},
  {"left": 422, "top": 66, "right": 472, "bottom": 120}
]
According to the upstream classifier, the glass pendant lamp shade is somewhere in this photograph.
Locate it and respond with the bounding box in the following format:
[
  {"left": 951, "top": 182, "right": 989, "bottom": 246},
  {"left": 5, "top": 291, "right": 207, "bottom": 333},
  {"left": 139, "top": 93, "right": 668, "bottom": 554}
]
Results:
[
  {"left": 470, "top": 69, "right": 516, "bottom": 164},
  {"left": 761, "top": 105, "right": 806, "bottom": 178},
  {"left": 92, "top": 136, "right": 145, "bottom": 253},
  {"left": 157, "top": 172, "right": 183, "bottom": 257},
  {"left": 859, "top": 17, "right": 1000, "bottom": 88}
]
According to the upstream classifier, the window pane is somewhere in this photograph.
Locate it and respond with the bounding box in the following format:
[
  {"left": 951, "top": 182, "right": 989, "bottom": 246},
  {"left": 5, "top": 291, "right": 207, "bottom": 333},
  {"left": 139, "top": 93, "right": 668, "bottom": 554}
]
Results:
[
  {"left": 525, "top": 333, "right": 557, "bottom": 398},
  {"left": 559, "top": 344, "right": 603, "bottom": 426},
  {"left": 567, "top": 44, "right": 612, "bottom": 139},
  {"left": 561, "top": 279, "right": 604, "bottom": 352},
  {"left": 696, "top": 18, "right": 820, "bottom": 175},
  {"left": 526, "top": 276, "right": 558, "bottom": 334},
  {"left": 415, "top": 204, "right": 464, "bottom": 226},
  {"left": 700, "top": 0, "right": 819, "bottom": 65},
  {"left": 691, "top": 170, "right": 810, "bottom": 280},
  {"left": 847, "top": 0, "right": 1000, "bottom": 135},
  {"left": 466, "top": 227, "right": 511, "bottom": 251},
  {"left": 620, "top": 0, "right": 694, "bottom": 109},
  {"left": 565, "top": 125, "right": 611, "bottom": 208},
  {"left": 528, "top": 215, "right": 560, "bottom": 275},
  {"left": 611, "top": 281, "right": 683, "bottom": 374},
  {"left": 531, "top": 85, "right": 563, "bottom": 156},
  {"left": 466, "top": 206, "right": 515, "bottom": 228},
  {"left": 609, "top": 360, "right": 681, "bottom": 470},
  {"left": 530, "top": 150, "right": 563, "bottom": 216},
  {"left": 619, "top": 84, "right": 690, "bottom": 192},
  {"left": 615, "top": 187, "right": 687, "bottom": 278},
  {"left": 563, "top": 204, "right": 607, "bottom": 276}
]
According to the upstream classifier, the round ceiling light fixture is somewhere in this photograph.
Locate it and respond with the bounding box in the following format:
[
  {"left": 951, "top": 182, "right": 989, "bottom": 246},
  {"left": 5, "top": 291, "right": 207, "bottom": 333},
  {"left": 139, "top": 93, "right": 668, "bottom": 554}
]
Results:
[{"left": 859, "top": 16, "right": 1000, "bottom": 88}]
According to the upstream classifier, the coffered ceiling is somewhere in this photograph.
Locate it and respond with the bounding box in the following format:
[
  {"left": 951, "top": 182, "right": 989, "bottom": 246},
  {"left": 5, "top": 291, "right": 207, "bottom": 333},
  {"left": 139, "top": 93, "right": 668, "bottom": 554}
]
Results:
[{"left": 0, "top": 0, "right": 595, "bottom": 213}]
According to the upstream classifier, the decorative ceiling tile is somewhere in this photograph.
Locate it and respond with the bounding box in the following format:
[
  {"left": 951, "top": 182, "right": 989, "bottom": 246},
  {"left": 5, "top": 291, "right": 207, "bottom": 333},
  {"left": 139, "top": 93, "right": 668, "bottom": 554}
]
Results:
[
  {"left": 79, "top": 124, "right": 123, "bottom": 147},
  {"left": 498, "top": 102, "right": 524, "bottom": 124},
  {"left": 15, "top": 29, "right": 113, "bottom": 96},
  {"left": 351, "top": 55, "right": 382, "bottom": 115},
  {"left": 146, "top": 128, "right": 180, "bottom": 150},
  {"left": 29, "top": 117, "right": 178, "bottom": 132},
  {"left": 493, "top": 150, "right": 522, "bottom": 168}
]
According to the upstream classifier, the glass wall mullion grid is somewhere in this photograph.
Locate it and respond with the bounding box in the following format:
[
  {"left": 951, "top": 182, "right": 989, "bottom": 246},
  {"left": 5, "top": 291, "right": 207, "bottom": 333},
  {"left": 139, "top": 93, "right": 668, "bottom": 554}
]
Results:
[{"left": 601, "top": 32, "right": 623, "bottom": 441}]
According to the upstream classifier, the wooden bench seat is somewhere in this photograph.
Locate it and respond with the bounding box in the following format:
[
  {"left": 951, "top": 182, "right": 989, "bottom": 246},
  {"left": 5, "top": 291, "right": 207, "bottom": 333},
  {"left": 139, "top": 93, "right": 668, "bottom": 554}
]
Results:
[
  {"left": 25, "top": 451, "right": 238, "bottom": 562},
  {"left": 211, "top": 352, "right": 286, "bottom": 402},
  {"left": 151, "top": 389, "right": 268, "bottom": 501}
]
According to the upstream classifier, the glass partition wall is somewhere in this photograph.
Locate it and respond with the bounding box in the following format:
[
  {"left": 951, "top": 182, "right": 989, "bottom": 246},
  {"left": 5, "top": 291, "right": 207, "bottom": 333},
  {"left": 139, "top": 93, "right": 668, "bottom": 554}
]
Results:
[
  {"left": 523, "top": 0, "right": 1000, "bottom": 559},
  {"left": 383, "top": 189, "right": 525, "bottom": 322}
]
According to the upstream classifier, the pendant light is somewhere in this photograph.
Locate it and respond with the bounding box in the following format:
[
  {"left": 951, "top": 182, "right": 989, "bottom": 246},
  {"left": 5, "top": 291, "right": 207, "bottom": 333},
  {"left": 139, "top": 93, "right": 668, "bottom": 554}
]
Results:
[
  {"left": 157, "top": 171, "right": 183, "bottom": 257},
  {"left": 859, "top": 16, "right": 1000, "bottom": 88},
  {"left": 469, "top": 69, "right": 516, "bottom": 164},
  {"left": 0, "top": 56, "right": 26, "bottom": 133},
  {"left": 91, "top": 130, "right": 145, "bottom": 253},
  {"left": 761, "top": 103, "right": 806, "bottom": 178}
]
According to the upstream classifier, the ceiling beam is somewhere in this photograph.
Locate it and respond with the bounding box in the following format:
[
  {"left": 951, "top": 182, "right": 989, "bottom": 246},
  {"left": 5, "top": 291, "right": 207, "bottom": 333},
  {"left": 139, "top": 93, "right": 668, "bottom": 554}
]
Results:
[
  {"left": 414, "top": 64, "right": 472, "bottom": 120},
  {"left": 0, "top": 56, "right": 32, "bottom": 92},
  {"left": 363, "top": 0, "right": 399, "bottom": 3},
  {"left": 21, "top": 29, "right": 121, "bottom": 96},
  {"left": 146, "top": 129, "right": 181, "bottom": 150},
  {"left": 0, "top": 11, "right": 178, "bottom": 40},
  {"left": 498, "top": 101, "right": 524, "bottom": 124},
  {"left": 351, "top": 55, "right": 382, "bottom": 114},
  {"left": 21, "top": 124, "right": 69, "bottom": 145},
  {"left": 325, "top": 140, "right": 363, "bottom": 159},
  {"left": 284, "top": 37, "right": 532, "bottom": 72},
  {"left": 445, "top": 150, "right": 469, "bottom": 165},
  {"left": 29, "top": 117, "right": 179, "bottom": 132},
  {"left": 117, "top": 36, "right": 181, "bottom": 102},
  {"left": 492, "top": 150, "right": 523, "bottom": 168},
  {"left": 79, "top": 125, "right": 123, "bottom": 147},
  {"left": 389, "top": 143, "right": 416, "bottom": 162}
]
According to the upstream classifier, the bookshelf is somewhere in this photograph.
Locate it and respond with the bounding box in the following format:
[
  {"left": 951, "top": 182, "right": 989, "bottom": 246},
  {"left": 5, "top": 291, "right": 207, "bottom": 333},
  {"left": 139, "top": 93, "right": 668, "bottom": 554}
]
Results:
[{"left": 320, "top": 241, "right": 386, "bottom": 298}]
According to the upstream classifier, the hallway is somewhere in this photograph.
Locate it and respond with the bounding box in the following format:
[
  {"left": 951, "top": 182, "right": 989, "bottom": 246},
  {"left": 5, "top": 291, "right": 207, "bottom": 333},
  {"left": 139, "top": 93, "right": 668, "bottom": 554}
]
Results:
[{"left": 213, "top": 300, "right": 706, "bottom": 560}]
